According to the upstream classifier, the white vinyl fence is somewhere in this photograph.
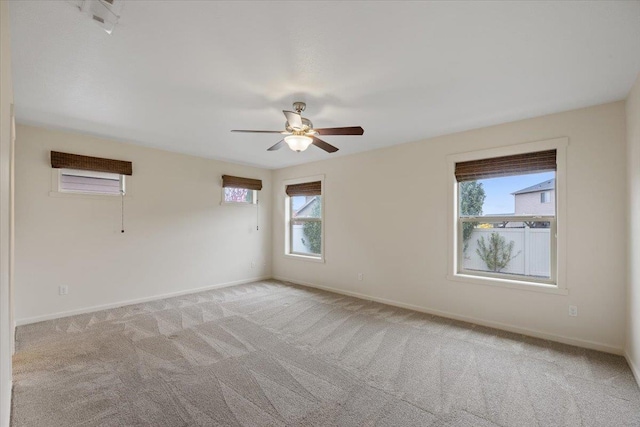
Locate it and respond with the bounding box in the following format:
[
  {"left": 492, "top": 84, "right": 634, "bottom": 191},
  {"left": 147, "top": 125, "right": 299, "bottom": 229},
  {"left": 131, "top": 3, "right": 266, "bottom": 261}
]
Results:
[
  {"left": 292, "top": 224, "right": 311, "bottom": 253},
  {"left": 463, "top": 228, "right": 551, "bottom": 277}
]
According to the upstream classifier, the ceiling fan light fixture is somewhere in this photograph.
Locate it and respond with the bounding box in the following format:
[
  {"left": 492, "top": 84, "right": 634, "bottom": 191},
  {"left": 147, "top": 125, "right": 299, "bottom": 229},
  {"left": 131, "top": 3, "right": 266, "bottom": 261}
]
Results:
[{"left": 284, "top": 135, "right": 313, "bottom": 152}]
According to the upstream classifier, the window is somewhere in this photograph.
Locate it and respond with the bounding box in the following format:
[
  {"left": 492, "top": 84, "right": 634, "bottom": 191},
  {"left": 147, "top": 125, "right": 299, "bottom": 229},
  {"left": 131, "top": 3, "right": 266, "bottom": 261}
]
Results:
[
  {"left": 540, "top": 191, "right": 551, "bottom": 203},
  {"left": 447, "top": 138, "right": 568, "bottom": 293},
  {"left": 223, "top": 187, "right": 256, "bottom": 204},
  {"left": 58, "top": 169, "right": 124, "bottom": 195},
  {"left": 290, "top": 195, "right": 322, "bottom": 256},
  {"left": 285, "top": 177, "right": 323, "bottom": 260},
  {"left": 459, "top": 170, "right": 556, "bottom": 283},
  {"left": 221, "top": 174, "right": 262, "bottom": 205},
  {"left": 50, "top": 151, "right": 132, "bottom": 198}
]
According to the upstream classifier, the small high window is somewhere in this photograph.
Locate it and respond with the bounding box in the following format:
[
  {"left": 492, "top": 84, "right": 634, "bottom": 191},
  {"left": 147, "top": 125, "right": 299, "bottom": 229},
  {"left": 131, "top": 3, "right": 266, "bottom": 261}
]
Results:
[
  {"left": 59, "top": 169, "right": 124, "bottom": 195},
  {"left": 221, "top": 175, "right": 262, "bottom": 205},
  {"left": 50, "top": 151, "right": 132, "bottom": 197},
  {"left": 223, "top": 187, "right": 256, "bottom": 204}
]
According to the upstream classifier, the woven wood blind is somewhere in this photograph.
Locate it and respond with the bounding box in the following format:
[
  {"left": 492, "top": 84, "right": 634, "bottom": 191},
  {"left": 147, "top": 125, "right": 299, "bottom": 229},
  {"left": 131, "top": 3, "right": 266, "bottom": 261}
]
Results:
[
  {"left": 222, "top": 175, "right": 263, "bottom": 191},
  {"left": 286, "top": 181, "right": 321, "bottom": 196},
  {"left": 51, "top": 151, "right": 133, "bottom": 175},
  {"left": 455, "top": 149, "right": 556, "bottom": 182}
]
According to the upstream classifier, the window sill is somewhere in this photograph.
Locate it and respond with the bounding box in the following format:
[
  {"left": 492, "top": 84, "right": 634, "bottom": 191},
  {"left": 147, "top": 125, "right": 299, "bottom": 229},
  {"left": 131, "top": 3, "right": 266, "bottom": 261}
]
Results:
[
  {"left": 284, "top": 253, "right": 325, "bottom": 263},
  {"left": 49, "top": 191, "right": 132, "bottom": 200},
  {"left": 220, "top": 201, "right": 257, "bottom": 207},
  {"left": 447, "top": 273, "right": 568, "bottom": 295}
]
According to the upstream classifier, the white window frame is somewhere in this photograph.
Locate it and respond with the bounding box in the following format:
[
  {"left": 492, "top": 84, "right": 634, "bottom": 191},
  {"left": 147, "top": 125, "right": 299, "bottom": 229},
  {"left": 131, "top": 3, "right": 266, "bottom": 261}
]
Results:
[
  {"left": 221, "top": 187, "right": 258, "bottom": 206},
  {"left": 446, "top": 137, "right": 568, "bottom": 295},
  {"left": 51, "top": 168, "right": 126, "bottom": 198},
  {"left": 284, "top": 174, "right": 325, "bottom": 263}
]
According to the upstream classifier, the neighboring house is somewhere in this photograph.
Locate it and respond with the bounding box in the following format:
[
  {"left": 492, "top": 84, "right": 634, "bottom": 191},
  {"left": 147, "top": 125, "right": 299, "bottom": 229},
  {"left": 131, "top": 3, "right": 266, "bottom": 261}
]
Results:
[
  {"left": 512, "top": 178, "right": 555, "bottom": 216},
  {"left": 291, "top": 196, "right": 320, "bottom": 254},
  {"left": 294, "top": 196, "right": 320, "bottom": 217},
  {"left": 483, "top": 178, "right": 555, "bottom": 228}
]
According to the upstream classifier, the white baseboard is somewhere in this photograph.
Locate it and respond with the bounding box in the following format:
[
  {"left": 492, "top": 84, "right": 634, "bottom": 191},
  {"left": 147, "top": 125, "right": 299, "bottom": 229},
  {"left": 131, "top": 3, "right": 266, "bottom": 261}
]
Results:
[
  {"left": 274, "top": 276, "right": 624, "bottom": 356},
  {"left": 1, "top": 380, "right": 10, "bottom": 427},
  {"left": 16, "top": 274, "right": 627, "bottom": 357},
  {"left": 625, "top": 351, "right": 640, "bottom": 388},
  {"left": 15, "top": 276, "right": 272, "bottom": 326}
]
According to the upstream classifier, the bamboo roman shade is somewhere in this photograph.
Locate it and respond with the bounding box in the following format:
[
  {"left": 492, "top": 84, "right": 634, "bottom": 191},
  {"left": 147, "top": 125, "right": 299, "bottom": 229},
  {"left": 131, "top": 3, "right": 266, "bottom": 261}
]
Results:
[
  {"left": 285, "top": 181, "right": 322, "bottom": 197},
  {"left": 455, "top": 149, "right": 556, "bottom": 182},
  {"left": 51, "top": 151, "right": 133, "bottom": 175},
  {"left": 221, "top": 175, "right": 263, "bottom": 191}
]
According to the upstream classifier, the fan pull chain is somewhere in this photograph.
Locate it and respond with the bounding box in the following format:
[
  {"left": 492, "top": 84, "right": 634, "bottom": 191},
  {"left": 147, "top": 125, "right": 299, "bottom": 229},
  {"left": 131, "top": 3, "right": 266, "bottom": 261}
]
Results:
[
  {"left": 121, "top": 191, "right": 125, "bottom": 233},
  {"left": 256, "top": 198, "right": 259, "bottom": 231}
]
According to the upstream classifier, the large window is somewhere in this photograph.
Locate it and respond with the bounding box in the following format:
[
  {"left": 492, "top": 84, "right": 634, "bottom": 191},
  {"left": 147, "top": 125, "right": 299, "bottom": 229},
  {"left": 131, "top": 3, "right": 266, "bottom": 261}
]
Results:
[
  {"left": 458, "top": 171, "right": 555, "bottom": 283},
  {"left": 448, "top": 139, "right": 567, "bottom": 292},
  {"left": 285, "top": 178, "right": 323, "bottom": 260}
]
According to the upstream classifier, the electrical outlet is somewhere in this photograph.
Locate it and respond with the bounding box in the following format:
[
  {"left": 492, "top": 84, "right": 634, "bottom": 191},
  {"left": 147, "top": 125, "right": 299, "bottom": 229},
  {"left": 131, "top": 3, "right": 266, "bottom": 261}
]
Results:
[
  {"left": 569, "top": 305, "right": 578, "bottom": 317},
  {"left": 357, "top": 273, "right": 363, "bottom": 281},
  {"left": 59, "top": 285, "right": 69, "bottom": 296}
]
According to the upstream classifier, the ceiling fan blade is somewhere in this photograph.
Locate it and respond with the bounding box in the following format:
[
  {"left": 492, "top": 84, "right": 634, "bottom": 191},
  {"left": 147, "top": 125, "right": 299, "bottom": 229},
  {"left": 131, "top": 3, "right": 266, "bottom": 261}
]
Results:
[
  {"left": 231, "top": 130, "right": 284, "bottom": 133},
  {"left": 312, "top": 136, "right": 339, "bottom": 153},
  {"left": 283, "top": 110, "right": 303, "bottom": 130},
  {"left": 314, "top": 126, "right": 364, "bottom": 136},
  {"left": 267, "top": 140, "right": 285, "bottom": 151}
]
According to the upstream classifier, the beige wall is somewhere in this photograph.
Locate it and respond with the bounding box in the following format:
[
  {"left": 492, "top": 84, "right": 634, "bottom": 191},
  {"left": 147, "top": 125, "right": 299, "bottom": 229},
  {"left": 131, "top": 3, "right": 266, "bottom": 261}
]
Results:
[
  {"left": 0, "top": 1, "right": 13, "bottom": 426},
  {"left": 14, "top": 125, "right": 272, "bottom": 324},
  {"left": 627, "top": 73, "right": 640, "bottom": 382},
  {"left": 273, "top": 101, "right": 628, "bottom": 353}
]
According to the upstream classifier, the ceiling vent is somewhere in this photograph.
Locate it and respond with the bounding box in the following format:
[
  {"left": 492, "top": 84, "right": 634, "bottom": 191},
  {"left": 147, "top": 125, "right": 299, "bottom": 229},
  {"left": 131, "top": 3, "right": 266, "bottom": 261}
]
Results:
[{"left": 68, "top": 0, "right": 123, "bottom": 34}]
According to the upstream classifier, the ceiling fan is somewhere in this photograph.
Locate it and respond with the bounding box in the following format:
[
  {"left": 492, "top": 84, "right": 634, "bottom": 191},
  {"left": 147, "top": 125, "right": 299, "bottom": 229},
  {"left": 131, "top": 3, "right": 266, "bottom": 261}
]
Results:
[{"left": 231, "top": 102, "right": 364, "bottom": 153}]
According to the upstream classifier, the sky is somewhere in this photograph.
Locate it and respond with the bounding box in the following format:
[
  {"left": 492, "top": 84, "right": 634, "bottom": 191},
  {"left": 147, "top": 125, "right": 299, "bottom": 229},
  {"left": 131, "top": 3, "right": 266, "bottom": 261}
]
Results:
[
  {"left": 291, "top": 196, "right": 307, "bottom": 210},
  {"left": 478, "top": 171, "right": 555, "bottom": 215}
]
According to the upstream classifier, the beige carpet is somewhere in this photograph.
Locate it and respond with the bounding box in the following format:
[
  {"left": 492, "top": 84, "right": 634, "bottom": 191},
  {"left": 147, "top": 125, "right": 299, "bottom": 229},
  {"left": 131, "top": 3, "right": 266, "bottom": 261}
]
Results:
[{"left": 11, "top": 280, "right": 640, "bottom": 426}]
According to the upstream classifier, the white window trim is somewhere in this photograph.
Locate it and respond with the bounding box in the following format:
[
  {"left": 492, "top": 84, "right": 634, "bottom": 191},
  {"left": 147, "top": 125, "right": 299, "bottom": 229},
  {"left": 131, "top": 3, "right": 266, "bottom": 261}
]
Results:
[
  {"left": 220, "top": 188, "right": 258, "bottom": 206},
  {"left": 446, "top": 137, "right": 568, "bottom": 295},
  {"left": 49, "top": 168, "right": 130, "bottom": 199},
  {"left": 283, "top": 174, "right": 325, "bottom": 263}
]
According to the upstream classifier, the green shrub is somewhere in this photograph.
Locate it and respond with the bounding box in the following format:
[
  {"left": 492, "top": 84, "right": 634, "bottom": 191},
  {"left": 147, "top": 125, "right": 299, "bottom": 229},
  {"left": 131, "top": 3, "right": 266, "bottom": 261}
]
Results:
[
  {"left": 460, "top": 181, "right": 485, "bottom": 253},
  {"left": 476, "top": 232, "right": 520, "bottom": 272},
  {"left": 302, "top": 200, "right": 321, "bottom": 254}
]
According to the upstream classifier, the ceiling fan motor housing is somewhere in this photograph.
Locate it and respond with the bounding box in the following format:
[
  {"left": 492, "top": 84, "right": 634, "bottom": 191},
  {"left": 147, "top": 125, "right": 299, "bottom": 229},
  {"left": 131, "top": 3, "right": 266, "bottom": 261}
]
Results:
[{"left": 285, "top": 117, "right": 314, "bottom": 133}]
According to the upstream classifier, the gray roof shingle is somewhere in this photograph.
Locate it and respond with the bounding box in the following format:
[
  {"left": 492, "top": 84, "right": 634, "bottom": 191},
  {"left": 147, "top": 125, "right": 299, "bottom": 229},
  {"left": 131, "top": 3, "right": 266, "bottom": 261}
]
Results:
[{"left": 512, "top": 178, "right": 555, "bottom": 195}]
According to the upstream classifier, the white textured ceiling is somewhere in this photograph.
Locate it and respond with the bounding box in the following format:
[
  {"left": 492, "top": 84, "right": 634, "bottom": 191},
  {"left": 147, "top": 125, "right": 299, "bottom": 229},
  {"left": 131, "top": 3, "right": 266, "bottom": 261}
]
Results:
[{"left": 9, "top": 1, "right": 640, "bottom": 169}]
